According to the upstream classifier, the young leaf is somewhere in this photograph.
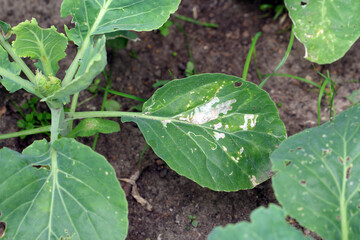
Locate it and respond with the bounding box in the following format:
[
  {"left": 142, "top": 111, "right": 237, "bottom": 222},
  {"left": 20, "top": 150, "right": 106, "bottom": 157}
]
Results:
[
  {"left": 104, "top": 100, "right": 121, "bottom": 111},
  {"left": 67, "top": 118, "right": 120, "bottom": 138},
  {"left": 61, "top": 0, "right": 181, "bottom": 46},
  {"left": 0, "top": 138, "right": 128, "bottom": 239},
  {"left": 271, "top": 105, "right": 360, "bottom": 240},
  {"left": 0, "top": 46, "right": 21, "bottom": 93},
  {"left": 207, "top": 204, "right": 309, "bottom": 240},
  {"left": 159, "top": 20, "right": 173, "bottom": 37},
  {"left": 12, "top": 18, "right": 68, "bottom": 76},
  {"left": 122, "top": 74, "right": 287, "bottom": 191},
  {"left": 285, "top": 0, "right": 360, "bottom": 64},
  {"left": 44, "top": 36, "right": 107, "bottom": 103}
]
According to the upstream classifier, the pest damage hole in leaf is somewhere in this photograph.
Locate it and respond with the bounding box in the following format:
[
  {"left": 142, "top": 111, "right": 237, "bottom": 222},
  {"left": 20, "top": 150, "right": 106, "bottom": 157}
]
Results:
[
  {"left": 338, "top": 157, "right": 344, "bottom": 164},
  {"left": 358, "top": 205, "right": 360, "bottom": 209},
  {"left": 346, "top": 164, "right": 353, "bottom": 180},
  {"left": 234, "top": 82, "right": 242, "bottom": 87},
  {"left": 300, "top": 180, "right": 306, "bottom": 186},
  {"left": 322, "top": 149, "right": 331, "bottom": 156},
  {"left": 284, "top": 160, "right": 291, "bottom": 167},
  {"left": 346, "top": 156, "right": 351, "bottom": 162},
  {"left": 32, "top": 164, "right": 51, "bottom": 170},
  {"left": 289, "top": 149, "right": 294, "bottom": 152},
  {"left": 296, "top": 147, "right": 303, "bottom": 150},
  {"left": 300, "top": 1, "right": 307, "bottom": 6},
  {"left": 0, "top": 221, "right": 5, "bottom": 238}
]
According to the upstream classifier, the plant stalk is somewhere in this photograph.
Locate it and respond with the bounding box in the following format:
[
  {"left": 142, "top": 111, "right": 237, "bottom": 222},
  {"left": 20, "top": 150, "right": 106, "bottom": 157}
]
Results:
[
  {"left": 62, "top": 1, "right": 111, "bottom": 86},
  {"left": 99, "top": 87, "right": 147, "bottom": 103},
  {"left": 340, "top": 155, "right": 349, "bottom": 240},
  {"left": 0, "top": 34, "right": 35, "bottom": 82},
  {"left": 68, "top": 92, "right": 80, "bottom": 131},
  {"left": 93, "top": 69, "right": 112, "bottom": 150},
  {"left": 50, "top": 107, "right": 63, "bottom": 144},
  {"left": 67, "top": 111, "right": 169, "bottom": 122},
  {"left": 0, "top": 125, "right": 50, "bottom": 140}
]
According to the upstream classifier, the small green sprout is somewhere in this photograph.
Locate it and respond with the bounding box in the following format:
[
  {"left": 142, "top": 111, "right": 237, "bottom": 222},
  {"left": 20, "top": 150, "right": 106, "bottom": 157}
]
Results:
[{"left": 34, "top": 70, "right": 61, "bottom": 97}]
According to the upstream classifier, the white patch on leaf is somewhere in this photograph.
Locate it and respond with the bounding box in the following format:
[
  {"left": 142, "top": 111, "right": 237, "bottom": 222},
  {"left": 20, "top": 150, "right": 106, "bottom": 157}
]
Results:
[
  {"left": 239, "top": 147, "right": 244, "bottom": 155},
  {"left": 214, "top": 131, "right": 225, "bottom": 140},
  {"left": 214, "top": 122, "right": 222, "bottom": 130},
  {"left": 161, "top": 120, "right": 172, "bottom": 128},
  {"left": 231, "top": 156, "right": 238, "bottom": 163},
  {"left": 249, "top": 175, "right": 258, "bottom": 187},
  {"left": 239, "top": 114, "right": 258, "bottom": 130},
  {"left": 179, "top": 97, "right": 236, "bottom": 124}
]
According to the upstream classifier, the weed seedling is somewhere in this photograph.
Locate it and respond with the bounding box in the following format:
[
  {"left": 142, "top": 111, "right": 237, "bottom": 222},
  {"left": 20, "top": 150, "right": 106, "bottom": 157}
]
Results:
[
  {"left": 14, "top": 97, "right": 51, "bottom": 138},
  {"left": 189, "top": 215, "right": 199, "bottom": 228}
]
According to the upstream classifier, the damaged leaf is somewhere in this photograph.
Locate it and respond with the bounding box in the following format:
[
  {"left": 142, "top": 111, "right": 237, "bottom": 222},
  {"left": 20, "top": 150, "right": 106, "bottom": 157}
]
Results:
[
  {"left": 285, "top": 0, "right": 360, "bottom": 64},
  {"left": 123, "top": 74, "right": 286, "bottom": 191},
  {"left": 271, "top": 104, "right": 360, "bottom": 239}
]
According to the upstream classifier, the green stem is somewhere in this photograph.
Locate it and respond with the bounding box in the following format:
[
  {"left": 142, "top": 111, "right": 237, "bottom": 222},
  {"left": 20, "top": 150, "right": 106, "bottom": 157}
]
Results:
[
  {"left": 0, "top": 125, "right": 50, "bottom": 140},
  {"left": 62, "top": 38, "right": 89, "bottom": 86},
  {"left": 93, "top": 70, "right": 112, "bottom": 150},
  {"left": 0, "top": 34, "right": 35, "bottom": 82},
  {"left": 259, "top": 27, "right": 294, "bottom": 88},
  {"left": 67, "top": 111, "right": 169, "bottom": 122},
  {"left": 173, "top": 14, "right": 219, "bottom": 28},
  {"left": 68, "top": 93, "right": 79, "bottom": 131},
  {"left": 242, "top": 32, "right": 262, "bottom": 81},
  {"left": 50, "top": 108, "right": 62, "bottom": 144},
  {"left": 77, "top": 93, "right": 98, "bottom": 107},
  {"left": 62, "top": 1, "right": 111, "bottom": 86},
  {"left": 261, "top": 73, "right": 322, "bottom": 89},
  {"left": 340, "top": 154, "right": 349, "bottom": 240},
  {"left": 99, "top": 87, "right": 147, "bottom": 102}
]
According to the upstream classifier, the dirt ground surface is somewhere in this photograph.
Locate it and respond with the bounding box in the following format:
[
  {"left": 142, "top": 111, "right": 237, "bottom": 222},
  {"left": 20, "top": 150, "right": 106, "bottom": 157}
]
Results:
[{"left": 0, "top": 0, "right": 359, "bottom": 239}]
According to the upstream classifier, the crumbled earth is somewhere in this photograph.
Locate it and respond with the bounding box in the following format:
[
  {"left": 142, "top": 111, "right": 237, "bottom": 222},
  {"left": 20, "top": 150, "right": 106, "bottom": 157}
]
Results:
[{"left": 0, "top": 0, "right": 359, "bottom": 239}]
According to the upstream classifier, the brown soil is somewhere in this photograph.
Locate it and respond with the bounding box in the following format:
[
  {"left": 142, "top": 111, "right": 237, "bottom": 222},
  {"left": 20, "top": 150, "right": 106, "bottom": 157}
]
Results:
[{"left": 0, "top": 0, "right": 359, "bottom": 239}]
